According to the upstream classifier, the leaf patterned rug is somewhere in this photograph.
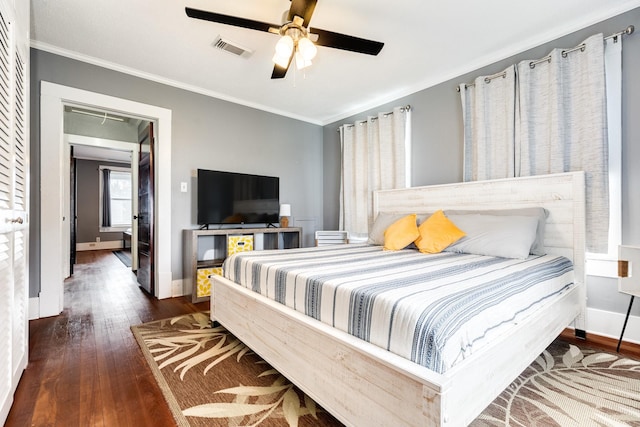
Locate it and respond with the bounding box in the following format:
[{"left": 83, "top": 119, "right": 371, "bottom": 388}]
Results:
[{"left": 132, "top": 312, "right": 640, "bottom": 426}]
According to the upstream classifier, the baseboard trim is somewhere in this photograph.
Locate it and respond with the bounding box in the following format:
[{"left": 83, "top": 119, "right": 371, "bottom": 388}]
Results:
[
  {"left": 172, "top": 279, "right": 185, "bottom": 298},
  {"left": 77, "top": 241, "right": 123, "bottom": 251},
  {"left": 585, "top": 307, "right": 639, "bottom": 345},
  {"left": 28, "top": 297, "right": 40, "bottom": 320}
]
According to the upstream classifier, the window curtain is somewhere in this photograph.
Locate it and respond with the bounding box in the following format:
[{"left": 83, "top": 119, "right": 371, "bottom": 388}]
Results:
[
  {"left": 339, "top": 106, "right": 411, "bottom": 239},
  {"left": 460, "top": 65, "right": 516, "bottom": 181},
  {"left": 460, "top": 33, "right": 620, "bottom": 253},
  {"left": 516, "top": 34, "right": 609, "bottom": 253},
  {"left": 102, "top": 168, "right": 111, "bottom": 228}
]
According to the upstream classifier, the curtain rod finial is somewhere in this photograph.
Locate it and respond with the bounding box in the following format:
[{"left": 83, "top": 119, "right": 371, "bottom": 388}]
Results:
[{"left": 626, "top": 25, "right": 635, "bottom": 35}]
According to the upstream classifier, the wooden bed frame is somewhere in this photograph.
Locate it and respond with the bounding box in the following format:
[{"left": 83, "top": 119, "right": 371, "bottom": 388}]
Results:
[{"left": 211, "top": 172, "right": 586, "bottom": 426}]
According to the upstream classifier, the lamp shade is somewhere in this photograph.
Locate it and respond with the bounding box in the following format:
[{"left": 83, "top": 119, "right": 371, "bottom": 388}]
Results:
[
  {"left": 297, "top": 37, "right": 317, "bottom": 60},
  {"left": 273, "top": 35, "right": 294, "bottom": 68},
  {"left": 295, "top": 51, "right": 312, "bottom": 70},
  {"left": 279, "top": 204, "right": 291, "bottom": 217},
  {"left": 275, "top": 35, "right": 294, "bottom": 56}
]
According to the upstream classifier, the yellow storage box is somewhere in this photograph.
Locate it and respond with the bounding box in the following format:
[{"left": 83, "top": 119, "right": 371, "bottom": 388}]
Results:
[
  {"left": 196, "top": 266, "right": 223, "bottom": 298},
  {"left": 227, "top": 235, "right": 254, "bottom": 255}
]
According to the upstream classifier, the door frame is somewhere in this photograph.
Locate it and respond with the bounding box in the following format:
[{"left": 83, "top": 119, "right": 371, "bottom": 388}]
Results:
[{"left": 39, "top": 81, "right": 173, "bottom": 318}]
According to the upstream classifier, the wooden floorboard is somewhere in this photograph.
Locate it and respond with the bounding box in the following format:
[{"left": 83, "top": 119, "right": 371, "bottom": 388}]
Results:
[
  {"left": 6, "top": 250, "right": 208, "bottom": 427},
  {"left": 5, "top": 249, "right": 640, "bottom": 426},
  {"left": 560, "top": 327, "right": 640, "bottom": 359}
]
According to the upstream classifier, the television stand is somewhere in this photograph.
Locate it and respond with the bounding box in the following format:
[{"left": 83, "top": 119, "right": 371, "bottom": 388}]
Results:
[{"left": 183, "top": 226, "right": 302, "bottom": 303}]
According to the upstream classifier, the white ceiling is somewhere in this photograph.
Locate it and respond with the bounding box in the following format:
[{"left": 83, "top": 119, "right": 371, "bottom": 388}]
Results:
[{"left": 31, "top": 0, "right": 640, "bottom": 125}]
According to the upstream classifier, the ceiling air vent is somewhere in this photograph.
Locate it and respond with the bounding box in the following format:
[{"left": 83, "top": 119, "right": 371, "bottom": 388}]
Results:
[{"left": 212, "top": 36, "right": 253, "bottom": 58}]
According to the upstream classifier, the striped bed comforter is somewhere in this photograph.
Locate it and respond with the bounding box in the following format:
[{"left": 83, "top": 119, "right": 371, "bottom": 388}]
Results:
[{"left": 223, "top": 244, "right": 574, "bottom": 374}]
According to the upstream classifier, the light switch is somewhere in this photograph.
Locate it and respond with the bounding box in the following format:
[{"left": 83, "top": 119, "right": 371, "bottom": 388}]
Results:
[{"left": 180, "top": 182, "right": 188, "bottom": 192}]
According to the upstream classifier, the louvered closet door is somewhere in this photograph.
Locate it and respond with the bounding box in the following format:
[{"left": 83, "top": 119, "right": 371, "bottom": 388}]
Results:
[
  {"left": 0, "top": 0, "right": 28, "bottom": 422},
  {"left": 11, "top": 47, "right": 27, "bottom": 384},
  {"left": 0, "top": 4, "right": 15, "bottom": 417}
]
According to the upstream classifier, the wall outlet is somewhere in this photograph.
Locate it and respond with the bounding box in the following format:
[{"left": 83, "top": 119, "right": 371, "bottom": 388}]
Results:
[
  {"left": 180, "top": 182, "right": 188, "bottom": 192},
  {"left": 96, "top": 237, "right": 100, "bottom": 242}
]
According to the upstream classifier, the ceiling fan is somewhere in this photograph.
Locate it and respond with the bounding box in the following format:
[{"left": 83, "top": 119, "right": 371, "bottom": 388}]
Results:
[{"left": 185, "top": 0, "right": 384, "bottom": 79}]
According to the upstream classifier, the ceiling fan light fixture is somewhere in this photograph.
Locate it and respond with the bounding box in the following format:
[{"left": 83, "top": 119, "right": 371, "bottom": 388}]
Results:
[
  {"left": 273, "top": 34, "right": 294, "bottom": 68},
  {"left": 273, "top": 51, "right": 291, "bottom": 68},
  {"left": 297, "top": 36, "right": 317, "bottom": 61},
  {"left": 275, "top": 34, "right": 294, "bottom": 56},
  {"left": 295, "top": 51, "right": 312, "bottom": 70}
]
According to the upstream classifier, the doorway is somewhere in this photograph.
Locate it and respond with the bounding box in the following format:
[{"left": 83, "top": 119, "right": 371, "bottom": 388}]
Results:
[
  {"left": 63, "top": 105, "right": 152, "bottom": 277},
  {"left": 38, "top": 82, "right": 173, "bottom": 319},
  {"left": 66, "top": 133, "right": 141, "bottom": 274}
]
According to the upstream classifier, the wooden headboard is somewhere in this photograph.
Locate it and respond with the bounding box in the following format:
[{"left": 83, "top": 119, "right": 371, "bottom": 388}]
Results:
[{"left": 373, "top": 172, "right": 586, "bottom": 327}]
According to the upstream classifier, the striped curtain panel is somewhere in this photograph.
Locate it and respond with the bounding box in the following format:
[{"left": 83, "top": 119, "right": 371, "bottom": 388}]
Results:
[
  {"left": 516, "top": 34, "right": 609, "bottom": 253},
  {"left": 460, "top": 66, "right": 516, "bottom": 182},
  {"left": 339, "top": 106, "right": 411, "bottom": 238}
]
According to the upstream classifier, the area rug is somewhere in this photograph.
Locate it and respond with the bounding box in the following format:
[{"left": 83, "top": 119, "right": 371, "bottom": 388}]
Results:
[
  {"left": 132, "top": 312, "right": 640, "bottom": 426},
  {"left": 470, "top": 339, "right": 640, "bottom": 427},
  {"left": 113, "top": 250, "right": 132, "bottom": 267}
]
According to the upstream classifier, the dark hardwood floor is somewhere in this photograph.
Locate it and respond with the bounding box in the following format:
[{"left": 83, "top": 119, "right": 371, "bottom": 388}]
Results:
[
  {"left": 560, "top": 327, "right": 640, "bottom": 359},
  {"left": 6, "top": 250, "right": 208, "bottom": 427},
  {"left": 5, "top": 250, "right": 640, "bottom": 426}
]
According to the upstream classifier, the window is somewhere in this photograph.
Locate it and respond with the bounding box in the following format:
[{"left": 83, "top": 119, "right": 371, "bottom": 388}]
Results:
[{"left": 100, "top": 166, "right": 132, "bottom": 231}]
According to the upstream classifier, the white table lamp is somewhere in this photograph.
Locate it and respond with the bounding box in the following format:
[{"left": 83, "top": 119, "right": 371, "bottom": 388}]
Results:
[{"left": 279, "top": 204, "right": 291, "bottom": 228}]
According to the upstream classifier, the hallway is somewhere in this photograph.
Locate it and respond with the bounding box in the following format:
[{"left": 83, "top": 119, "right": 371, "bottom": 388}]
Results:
[{"left": 6, "top": 250, "right": 207, "bottom": 426}]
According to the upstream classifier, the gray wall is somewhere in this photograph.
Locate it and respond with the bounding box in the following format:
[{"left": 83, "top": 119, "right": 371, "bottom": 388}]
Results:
[
  {"left": 323, "top": 7, "right": 640, "bottom": 317},
  {"left": 75, "top": 159, "right": 130, "bottom": 244},
  {"left": 30, "top": 50, "right": 324, "bottom": 297}
]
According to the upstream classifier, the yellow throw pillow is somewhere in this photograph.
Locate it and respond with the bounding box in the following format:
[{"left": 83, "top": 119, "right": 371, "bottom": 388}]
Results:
[
  {"left": 383, "top": 214, "right": 420, "bottom": 251},
  {"left": 415, "top": 210, "right": 466, "bottom": 254}
]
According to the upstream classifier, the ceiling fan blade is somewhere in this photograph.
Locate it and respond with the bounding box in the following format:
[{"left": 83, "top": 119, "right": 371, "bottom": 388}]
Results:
[
  {"left": 271, "top": 65, "right": 288, "bottom": 79},
  {"left": 271, "top": 52, "right": 294, "bottom": 79},
  {"left": 310, "top": 28, "right": 384, "bottom": 55},
  {"left": 287, "top": 0, "right": 317, "bottom": 26},
  {"left": 185, "top": 7, "right": 277, "bottom": 33}
]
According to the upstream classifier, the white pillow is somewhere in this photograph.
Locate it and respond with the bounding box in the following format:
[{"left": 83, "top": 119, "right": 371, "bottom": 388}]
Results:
[
  {"left": 368, "top": 213, "right": 408, "bottom": 245},
  {"left": 444, "top": 214, "right": 539, "bottom": 259},
  {"left": 444, "top": 207, "right": 548, "bottom": 255},
  {"left": 368, "top": 212, "right": 431, "bottom": 245}
]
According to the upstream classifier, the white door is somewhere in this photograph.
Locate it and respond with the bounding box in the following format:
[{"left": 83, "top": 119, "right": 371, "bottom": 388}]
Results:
[{"left": 0, "top": 0, "right": 29, "bottom": 422}]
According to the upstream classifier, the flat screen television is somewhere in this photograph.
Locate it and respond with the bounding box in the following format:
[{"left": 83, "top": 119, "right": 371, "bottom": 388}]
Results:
[{"left": 197, "top": 169, "right": 280, "bottom": 227}]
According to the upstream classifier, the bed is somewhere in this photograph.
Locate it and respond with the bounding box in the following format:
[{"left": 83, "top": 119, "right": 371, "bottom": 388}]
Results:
[{"left": 210, "top": 171, "right": 586, "bottom": 426}]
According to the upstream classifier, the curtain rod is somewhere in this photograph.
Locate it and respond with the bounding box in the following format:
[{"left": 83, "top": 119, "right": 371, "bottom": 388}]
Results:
[
  {"left": 337, "top": 105, "right": 411, "bottom": 132},
  {"left": 457, "top": 25, "right": 634, "bottom": 92}
]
